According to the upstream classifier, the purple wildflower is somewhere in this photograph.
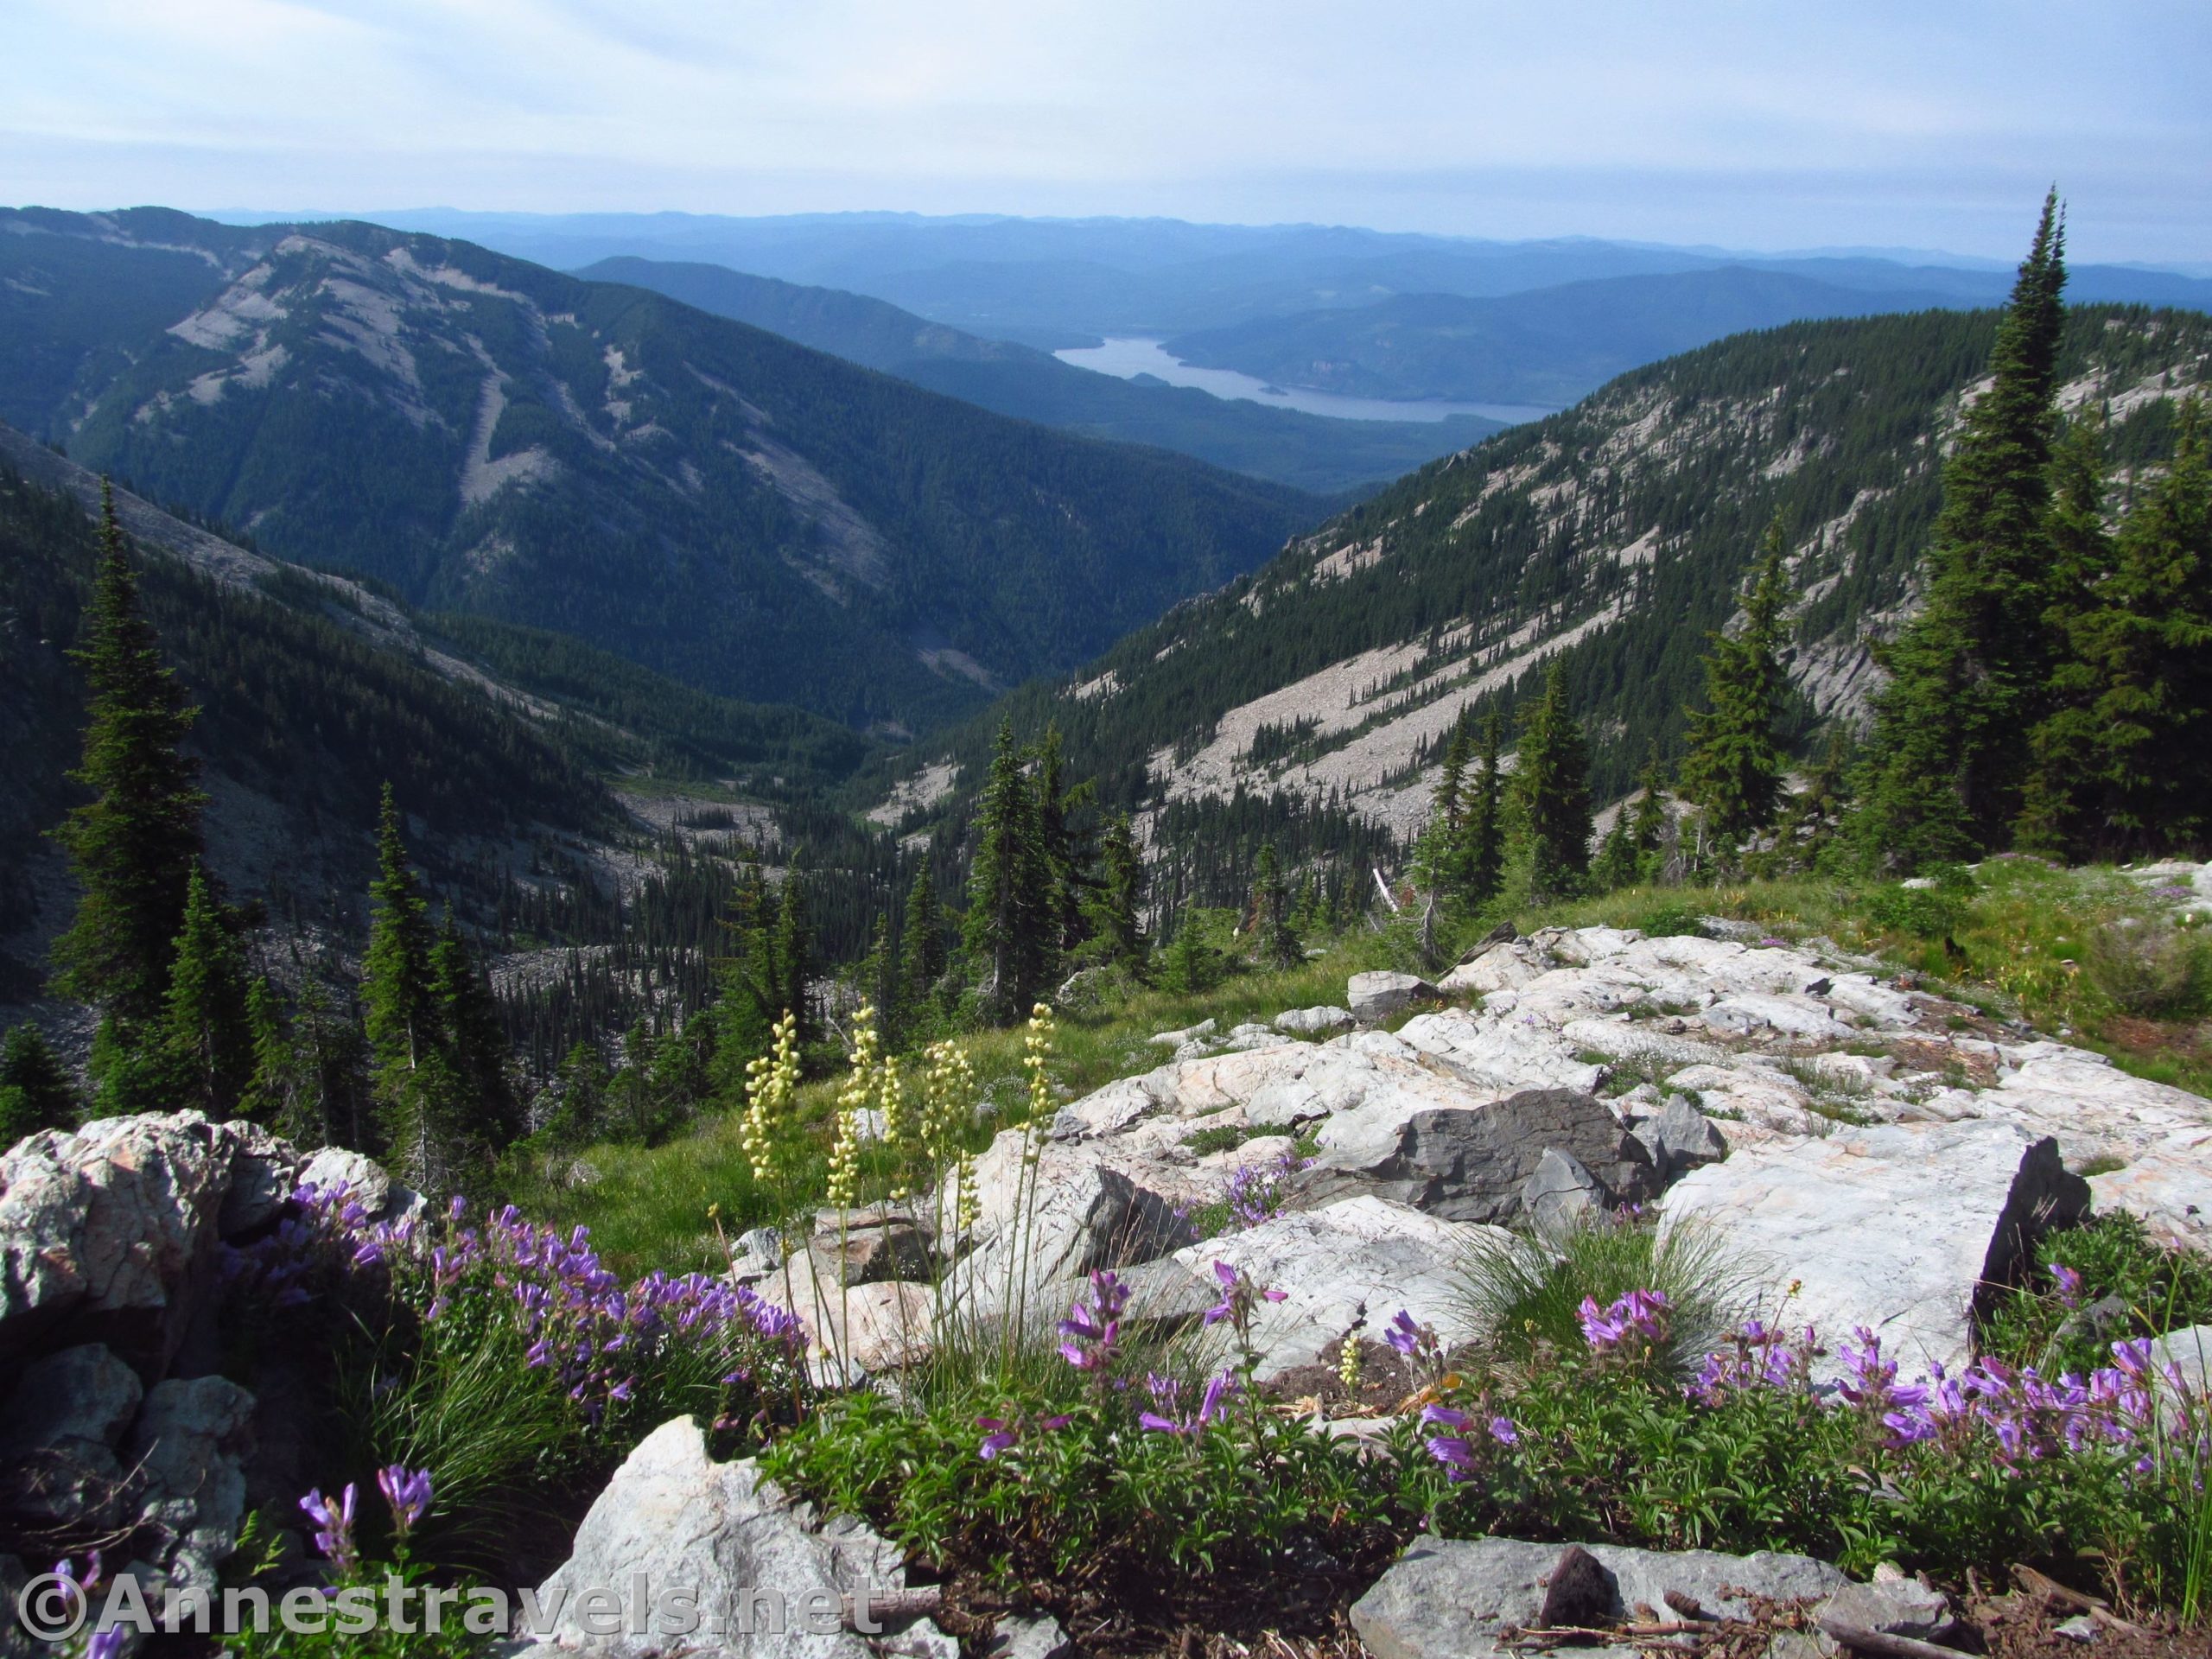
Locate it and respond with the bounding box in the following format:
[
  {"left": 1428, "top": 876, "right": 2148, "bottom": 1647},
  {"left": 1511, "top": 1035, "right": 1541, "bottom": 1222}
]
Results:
[
  {"left": 1202, "top": 1259, "right": 1288, "bottom": 1342},
  {"left": 1578, "top": 1288, "right": 1670, "bottom": 1354},
  {"left": 1140, "top": 1369, "right": 1242, "bottom": 1435},
  {"left": 376, "top": 1465, "right": 433, "bottom": 1536},
  {"left": 300, "top": 1483, "right": 359, "bottom": 1572},
  {"left": 1058, "top": 1270, "right": 1131, "bottom": 1372},
  {"left": 2050, "top": 1263, "right": 2083, "bottom": 1309}
]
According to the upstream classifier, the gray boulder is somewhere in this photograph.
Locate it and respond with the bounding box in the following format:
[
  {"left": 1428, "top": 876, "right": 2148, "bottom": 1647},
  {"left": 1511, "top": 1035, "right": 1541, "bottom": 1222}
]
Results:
[
  {"left": 986, "top": 1615, "right": 1071, "bottom": 1659},
  {"left": 1821, "top": 1577, "right": 1959, "bottom": 1645},
  {"left": 2148, "top": 1324, "right": 2212, "bottom": 1427},
  {"left": 1306, "top": 1088, "right": 1657, "bottom": 1225},
  {"left": 1662, "top": 1119, "right": 2089, "bottom": 1382},
  {"left": 1348, "top": 972, "right": 1439, "bottom": 1024},
  {"left": 125, "top": 1374, "right": 256, "bottom": 1596},
  {"left": 0, "top": 1344, "right": 143, "bottom": 1525},
  {"left": 530, "top": 1415, "right": 938, "bottom": 1658},
  {"left": 1522, "top": 1147, "right": 1604, "bottom": 1238},
  {"left": 1137, "top": 1197, "right": 1505, "bottom": 1381},
  {"left": 1351, "top": 1537, "right": 1847, "bottom": 1659},
  {"left": 1632, "top": 1096, "right": 1729, "bottom": 1183},
  {"left": 1274, "top": 1006, "right": 1354, "bottom": 1036},
  {"left": 0, "top": 1113, "right": 251, "bottom": 1379}
]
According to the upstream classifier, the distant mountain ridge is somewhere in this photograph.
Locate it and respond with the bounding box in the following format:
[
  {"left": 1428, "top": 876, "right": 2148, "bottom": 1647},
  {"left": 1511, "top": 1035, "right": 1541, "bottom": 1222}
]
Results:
[
  {"left": 1, "top": 207, "right": 1319, "bottom": 734},
  {"left": 574, "top": 256, "right": 1501, "bottom": 495},
  {"left": 359, "top": 208, "right": 2212, "bottom": 346}
]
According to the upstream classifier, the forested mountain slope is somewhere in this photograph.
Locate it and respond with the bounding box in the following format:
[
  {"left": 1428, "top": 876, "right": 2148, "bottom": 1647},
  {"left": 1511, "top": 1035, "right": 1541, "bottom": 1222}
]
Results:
[
  {"left": 1162, "top": 266, "right": 1964, "bottom": 404},
  {"left": 869, "top": 304, "right": 2212, "bottom": 849},
  {"left": 1, "top": 207, "right": 1318, "bottom": 732},
  {"left": 0, "top": 423, "right": 876, "bottom": 1008},
  {"left": 575, "top": 256, "right": 1499, "bottom": 494}
]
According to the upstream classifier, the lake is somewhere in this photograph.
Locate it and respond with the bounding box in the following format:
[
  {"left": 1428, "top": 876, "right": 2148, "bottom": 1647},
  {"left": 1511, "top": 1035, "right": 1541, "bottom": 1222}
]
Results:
[{"left": 1052, "top": 337, "right": 1558, "bottom": 426}]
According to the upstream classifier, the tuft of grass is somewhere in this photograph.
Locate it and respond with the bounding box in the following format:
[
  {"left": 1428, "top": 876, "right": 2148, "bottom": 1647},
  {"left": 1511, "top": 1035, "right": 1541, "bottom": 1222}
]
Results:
[{"left": 1455, "top": 1211, "right": 1762, "bottom": 1379}]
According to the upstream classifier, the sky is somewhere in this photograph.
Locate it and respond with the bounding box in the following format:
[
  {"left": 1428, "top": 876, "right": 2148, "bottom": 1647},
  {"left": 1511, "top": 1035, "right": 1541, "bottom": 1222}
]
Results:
[{"left": 5, "top": 0, "right": 2208, "bottom": 264}]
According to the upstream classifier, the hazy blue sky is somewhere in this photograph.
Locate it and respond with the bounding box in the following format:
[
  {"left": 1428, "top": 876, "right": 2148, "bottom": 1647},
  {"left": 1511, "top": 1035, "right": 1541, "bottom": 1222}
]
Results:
[{"left": 7, "top": 1, "right": 2206, "bottom": 263}]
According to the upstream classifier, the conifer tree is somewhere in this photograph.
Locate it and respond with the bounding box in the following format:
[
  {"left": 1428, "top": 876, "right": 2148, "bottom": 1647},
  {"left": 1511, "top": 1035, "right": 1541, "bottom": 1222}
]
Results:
[
  {"left": 1514, "top": 662, "right": 1593, "bottom": 903},
  {"left": 51, "top": 482, "right": 208, "bottom": 1068},
  {"left": 1680, "top": 520, "right": 1793, "bottom": 847},
  {"left": 1420, "top": 723, "right": 1472, "bottom": 901},
  {"left": 156, "top": 861, "right": 252, "bottom": 1117},
  {"left": 711, "top": 861, "right": 778, "bottom": 1096},
  {"left": 771, "top": 855, "right": 818, "bottom": 1050},
  {"left": 1033, "top": 725, "right": 1092, "bottom": 963},
  {"left": 2016, "top": 416, "right": 2117, "bottom": 857},
  {"left": 0, "top": 1025, "right": 79, "bottom": 1143},
  {"left": 432, "top": 913, "right": 518, "bottom": 1145},
  {"left": 1463, "top": 709, "right": 1508, "bottom": 908},
  {"left": 964, "top": 720, "right": 1053, "bottom": 1023},
  {"left": 1084, "top": 813, "right": 1147, "bottom": 971},
  {"left": 1249, "top": 842, "right": 1300, "bottom": 968},
  {"left": 1849, "top": 194, "right": 2069, "bottom": 868},
  {"left": 362, "top": 785, "right": 461, "bottom": 1188},
  {"left": 2027, "top": 401, "right": 2211, "bottom": 854},
  {"left": 1593, "top": 756, "right": 1669, "bottom": 893},
  {"left": 238, "top": 978, "right": 307, "bottom": 1135},
  {"left": 897, "top": 861, "right": 948, "bottom": 1032}
]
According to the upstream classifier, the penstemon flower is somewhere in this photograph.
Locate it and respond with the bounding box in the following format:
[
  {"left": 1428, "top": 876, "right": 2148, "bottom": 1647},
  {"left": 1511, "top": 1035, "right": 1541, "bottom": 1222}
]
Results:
[
  {"left": 376, "top": 1465, "right": 434, "bottom": 1537},
  {"left": 1058, "top": 1270, "right": 1131, "bottom": 1372},
  {"left": 300, "top": 1483, "right": 359, "bottom": 1572},
  {"left": 1139, "top": 1369, "right": 1240, "bottom": 1435},
  {"left": 1203, "top": 1259, "right": 1287, "bottom": 1345}
]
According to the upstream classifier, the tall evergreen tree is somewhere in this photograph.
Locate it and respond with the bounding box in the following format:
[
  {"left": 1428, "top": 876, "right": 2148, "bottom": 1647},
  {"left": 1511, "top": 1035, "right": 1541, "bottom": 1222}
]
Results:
[
  {"left": 1593, "top": 753, "right": 1669, "bottom": 894},
  {"left": 897, "top": 861, "right": 948, "bottom": 1032},
  {"left": 1084, "top": 813, "right": 1148, "bottom": 972},
  {"left": 238, "top": 978, "right": 308, "bottom": 1135},
  {"left": 1680, "top": 519, "right": 1793, "bottom": 846},
  {"left": 771, "top": 855, "right": 818, "bottom": 1050},
  {"left": 362, "top": 785, "right": 461, "bottom": 1188},
  {"left": 964, "top": 720, "right": 1053, "bottom": 1023},
  {"left": 156, "top": 861, "right": 252, "bottom": 1118},
  {"left": 1514, "top": 662, "right": 1593, "bottom": 903},
  {"left": 1849, "top": 194, "right": 2069, "bottom": 868},
  {"left": 432, "top": 913, "right": 518, "bottom": 1146},
  {"left": 51, "top": 481, "right": 208, "bottom": 1072},
  {"left": 1249, "top": 842, "right": 1300, "bottom": 968},
  {"left": 2025, "top": 401, "right": 2212, "bottom": 855},
  {"left": 0, "top": 1025, "right": 79, "bottom": 1143},
  {"left": 1033, "top": 725, "right": 1092, "bottom": 963},
  {"left": 1462, "top": 709, "right": 1508, "bottom": 910},
  {"left": 2016, "top": 416, "right": 2118, "bottom": 857}
]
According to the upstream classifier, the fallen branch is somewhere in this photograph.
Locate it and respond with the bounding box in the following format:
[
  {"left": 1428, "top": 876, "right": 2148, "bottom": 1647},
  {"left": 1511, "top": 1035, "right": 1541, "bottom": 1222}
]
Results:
[{"left": 1815, "top": 1614, "right": 1971, "bottom": 1659}]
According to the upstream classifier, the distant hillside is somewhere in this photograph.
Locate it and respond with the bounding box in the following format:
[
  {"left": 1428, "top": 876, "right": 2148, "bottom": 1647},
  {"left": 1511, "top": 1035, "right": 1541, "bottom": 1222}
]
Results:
[
  {"left": 2, "top": 207, "right": 1319, "bottom": 734},
  {"left": 864, "top": 303, "right": 2212, "bottom": 855},
  {"left": 575, "top": 257, "right": 1499, "bottom": 495},
  {"left": 1162, "top": 267, "right": 1967, "bottom": 404},
  {"left": 0, "top": 422, "right": 878, "bottom": 1007}
]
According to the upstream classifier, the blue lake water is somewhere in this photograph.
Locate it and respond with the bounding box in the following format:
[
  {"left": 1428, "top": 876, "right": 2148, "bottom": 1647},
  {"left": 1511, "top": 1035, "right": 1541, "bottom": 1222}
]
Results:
[{"left": 1052, "top": 336, "right": 1557, "bottom": 426}]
